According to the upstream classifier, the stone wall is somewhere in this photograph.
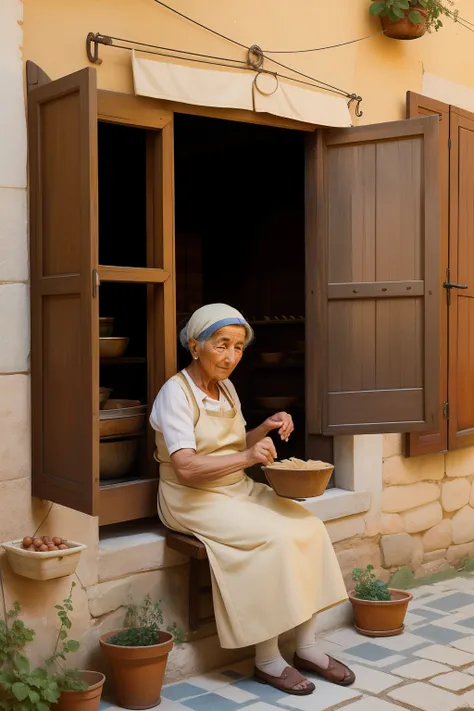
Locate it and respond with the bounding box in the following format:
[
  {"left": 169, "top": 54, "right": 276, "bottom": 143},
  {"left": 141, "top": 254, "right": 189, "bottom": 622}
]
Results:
[{"left": 380, "top": 435, "right": 474, "bottom": 579}]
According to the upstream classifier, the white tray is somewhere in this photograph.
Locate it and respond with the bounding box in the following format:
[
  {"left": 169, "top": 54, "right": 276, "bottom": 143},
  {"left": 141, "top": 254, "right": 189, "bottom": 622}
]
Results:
[{"left": 2, "top": 539, "right": 87, "bottom": 581}]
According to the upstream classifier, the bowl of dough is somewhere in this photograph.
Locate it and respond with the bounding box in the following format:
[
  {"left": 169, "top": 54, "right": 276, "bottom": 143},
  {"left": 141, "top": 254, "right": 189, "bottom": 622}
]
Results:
[{"left": 264, "top": 458, "right": 334, "bottom": 500}]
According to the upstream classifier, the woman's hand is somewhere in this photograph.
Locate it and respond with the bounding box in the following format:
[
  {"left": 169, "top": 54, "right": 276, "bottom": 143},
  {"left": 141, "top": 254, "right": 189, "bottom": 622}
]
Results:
[
  {"left": 246, "top": 437, "right": 277, "bottom": 467},
  {"left": 263, "top": 412, "right": 294, "bottom": 442}
]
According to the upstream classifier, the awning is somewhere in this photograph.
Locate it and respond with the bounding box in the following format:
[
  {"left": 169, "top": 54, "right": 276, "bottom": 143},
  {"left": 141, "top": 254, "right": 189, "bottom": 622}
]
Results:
[{"left": 131, "top": 52, "right": 352, "bottom": 128}]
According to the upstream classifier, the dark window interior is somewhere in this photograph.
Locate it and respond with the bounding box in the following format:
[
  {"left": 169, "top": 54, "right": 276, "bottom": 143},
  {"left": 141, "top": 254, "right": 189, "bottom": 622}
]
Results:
[{"left": 174, "top": 114, "right": 306, "bottom": 477}]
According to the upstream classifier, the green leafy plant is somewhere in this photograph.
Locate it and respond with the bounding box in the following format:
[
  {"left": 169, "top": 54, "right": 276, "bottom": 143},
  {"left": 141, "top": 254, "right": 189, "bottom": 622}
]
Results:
[
  {"left": 0, "top": 582, "right": 86, "bottom": 711},
  {"left": 107, "top": 595, "right": 185, "bottom": 647},
  {"left": 352, "top": 564, "right": 392, "bottom": 601},
  {"left": 369, "top": 0, "right": 458, "bottom": 32}
]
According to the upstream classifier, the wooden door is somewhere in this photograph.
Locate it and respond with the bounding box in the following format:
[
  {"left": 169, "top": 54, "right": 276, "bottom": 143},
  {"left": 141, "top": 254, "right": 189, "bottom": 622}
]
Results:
[
  {"left": 405, "top": 92, "right": 449, "bottom": 456},
  {"left": 28, "top": 65, "right": 100, "bottom": 514},
  {"left": 448, "top": 106, "right": 474, "bottom": 449},
  {"left": 306, "top": 117, "right": 440, "bottom": 435}
]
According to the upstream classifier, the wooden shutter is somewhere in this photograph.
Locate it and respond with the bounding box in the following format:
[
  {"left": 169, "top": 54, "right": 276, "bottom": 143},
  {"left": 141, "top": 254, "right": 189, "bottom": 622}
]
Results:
[
  {"left": 448, "top": 106, "right": 474, "bottom": 449},
  {"left": 28, "top": 65, "right": 99, "bottom": 514},
  {"left": 306, "top": 117, "right": 440, "bottom": 435},
  {"left": 405, "top": 92, "right": 449, "bottom": 456}
]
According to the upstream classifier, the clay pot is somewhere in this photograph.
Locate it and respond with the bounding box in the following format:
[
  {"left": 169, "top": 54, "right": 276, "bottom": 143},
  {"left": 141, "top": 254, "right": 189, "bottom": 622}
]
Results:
[
  {"left": 381, "top": 7, "right": 428, "bottom": 40},
  {"left": 349, "top": 588, "right": 413, "bottom": 637},
  {"left": 99, "top": 629, "right": 173, "bottom": 710},
  {"left": 51, "top": 671, "right": 105, "bottom": 711}
]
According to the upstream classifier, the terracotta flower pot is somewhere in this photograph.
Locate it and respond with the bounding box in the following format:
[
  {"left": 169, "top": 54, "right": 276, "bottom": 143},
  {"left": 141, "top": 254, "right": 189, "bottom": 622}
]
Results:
[
  {"left": 348, "top": 588, "right": 413, "bottom": 637},
  {"left": 381, "top": 7, "right": 428, "bottom": 40},
  {"left": 99, "top": 629, "right": 173, "bottom": 710},
  {"left": 51, "top": 671, "right": 105, "bottom": 711}
]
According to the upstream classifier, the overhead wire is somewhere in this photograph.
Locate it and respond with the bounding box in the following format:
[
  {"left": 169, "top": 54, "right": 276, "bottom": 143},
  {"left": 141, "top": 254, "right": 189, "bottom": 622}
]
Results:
[
  {"left": 152, "top": 0, "right": 362, "bottom": 103},
  {"left": 101, "top": 34, "right": 359, "bottom": 99}
]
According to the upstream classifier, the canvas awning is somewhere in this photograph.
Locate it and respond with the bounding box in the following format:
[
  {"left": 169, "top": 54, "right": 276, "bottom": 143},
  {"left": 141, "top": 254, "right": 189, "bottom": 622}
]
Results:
[{"left": 131, "top": 52, "right": 352, "bottom": 128}]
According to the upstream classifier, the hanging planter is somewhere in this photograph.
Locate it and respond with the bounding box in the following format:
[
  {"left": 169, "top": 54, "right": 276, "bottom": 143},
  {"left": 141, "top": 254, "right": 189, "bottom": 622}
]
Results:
[{"left": 369, "top": 0, "right": 458, "bottom": 40}]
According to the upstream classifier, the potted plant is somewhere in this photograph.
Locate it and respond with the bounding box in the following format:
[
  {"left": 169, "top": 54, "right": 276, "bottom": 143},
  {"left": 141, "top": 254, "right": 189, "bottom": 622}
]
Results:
[
  {"left": 99, "top": 596, "right": 184, "bottom": 710},
  {"left": 348, "top": 564, "right": 413, "bottom": 637},
  {"left": 0, "top": 582, "right": 105, "bottom": 711},
  {"left": 369, "top": 0, "right": 458, "bottom": 39}
]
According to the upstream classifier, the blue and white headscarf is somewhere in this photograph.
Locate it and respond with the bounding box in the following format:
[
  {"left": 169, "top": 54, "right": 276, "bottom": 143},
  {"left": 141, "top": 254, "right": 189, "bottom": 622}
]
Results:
[{"left": 180, "top": 303, "right": 253, "bottom": 351}]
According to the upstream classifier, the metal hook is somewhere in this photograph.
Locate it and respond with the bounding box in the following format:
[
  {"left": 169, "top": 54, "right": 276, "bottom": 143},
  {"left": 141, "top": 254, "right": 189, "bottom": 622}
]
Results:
[
  {"left": 348, "top": 93, "right": 363, "bottom": 118},
  {"left": 247, "top": 44, "right": 264, "bottom": 70},
  {"left": 86, "top": 32, "right": 113, "bottom": 65}
]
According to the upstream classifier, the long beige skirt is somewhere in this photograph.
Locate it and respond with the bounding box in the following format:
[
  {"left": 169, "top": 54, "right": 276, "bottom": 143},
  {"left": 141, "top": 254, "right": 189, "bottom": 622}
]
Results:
[{"left": 159, "top": 475, "right": 348, "bottom": 649}]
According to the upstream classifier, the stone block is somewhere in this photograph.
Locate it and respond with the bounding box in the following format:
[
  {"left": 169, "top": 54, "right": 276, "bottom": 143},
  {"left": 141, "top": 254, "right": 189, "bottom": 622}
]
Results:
[
  {"left": 420, "top": 559, "right": 451, "bottom": 577},
  {"left": 0, "top": 478, "right": 49, "bottom": 543},
  {"left": 0, "top": 374, "right": 30, "bottom": 481},
  {"left": 381, "top": 533, "right": 413, "bottom": 568},
  {"left": 0, "top": 284, "right": 29, "bottom": 373},
  {"left": 423, "top": 549, "right": 447, "bottom": 563},
  {"left": 446, "top": 448, "right": 474, "bottom": 478},
  {"left": 383, "top": 453, "right": 444, "bottom": 486},
  {"left": 383, "top": 434, "right": 403, "bottom": 458},
  {"left": 402, "top": 501, "right": 443, "bottom": 534},
  {"left": 99, "top": 525, "right": 187, "bottom": 582},
  {"left": 422, "top": 519, "right": 453, "bottom": 552},
  {"left": 0, "top": 0, "right": 26, "bottom": 189},
  {"left": 470, "top": 482, "right": 474, "bottom": 508},
  {"left": 380, "top": 513, "right": 405, "bottom": 534},
  {"left": 447, "top": 542, "right": 474, "bottom": 566},
  {"left": 44, "top": 505, "right": 99, "bottom": 588},
  {"left": 452, "top": 506, "right": 474, "bottom": 544},
  {"left": 325, "top": 515, "right": 365, "bottom": 544},
  {"left": 411, "top": 535, "right": 424, "bottom": 569},
  {"left": 441, "top": 479, "right": 470, "bottom": 512},
  {"left": 334, "top": 538, "right": 382, "bottom": 588},
  {"left": 382, "top": 483, "right": 440, "bottom": 514},
  {"left": 88, "top": 566, "right": 188, "bottom": 633},
  {"left": 0, "top": 188, "right": 28, "bottom": 282}
]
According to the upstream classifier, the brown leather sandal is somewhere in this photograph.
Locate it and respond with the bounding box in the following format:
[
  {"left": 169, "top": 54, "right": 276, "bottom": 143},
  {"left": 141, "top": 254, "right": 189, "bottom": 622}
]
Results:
[
  {"left": 293, "top": 653, "right": 356, "bottom": 687},
  {"left": 254, "top": 666, "right": 315, "bottom": 695}
]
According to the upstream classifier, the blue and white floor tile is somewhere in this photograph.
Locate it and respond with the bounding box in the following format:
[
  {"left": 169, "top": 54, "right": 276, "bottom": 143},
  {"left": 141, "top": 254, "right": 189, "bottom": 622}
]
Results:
[{"left": 102, "top": 573, "right": 474, "bottom": 710}]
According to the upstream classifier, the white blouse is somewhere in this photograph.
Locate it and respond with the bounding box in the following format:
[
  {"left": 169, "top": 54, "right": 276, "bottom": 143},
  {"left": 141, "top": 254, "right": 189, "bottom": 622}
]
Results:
[{"left": 149, "top": 369, "right": 245, "bottom": 455}]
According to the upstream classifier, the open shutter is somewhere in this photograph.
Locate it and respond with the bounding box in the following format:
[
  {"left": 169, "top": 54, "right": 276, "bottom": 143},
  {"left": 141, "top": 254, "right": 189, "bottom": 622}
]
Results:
[
  {"left": 448, "top": 106, "right": 474, "bottom": 450},
  {"left": 28, "top": 65, "right": 99, "bottom": 514},
  {"left": 405, "top": 92, "right": 449, "bottom": 456},
  {"left": 306, "top": 117, "right": 440, "bottom": 435}
]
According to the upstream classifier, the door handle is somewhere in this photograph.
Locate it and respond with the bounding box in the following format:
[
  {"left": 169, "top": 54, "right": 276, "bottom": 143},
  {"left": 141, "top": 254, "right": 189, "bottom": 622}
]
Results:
[{"left": 443, "top": 282, "right": 468, "bottom": 290}]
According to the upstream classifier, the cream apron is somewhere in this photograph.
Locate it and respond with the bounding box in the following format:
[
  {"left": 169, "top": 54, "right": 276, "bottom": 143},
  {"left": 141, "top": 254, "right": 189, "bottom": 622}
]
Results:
[{"left": 156, "top": 372, "right": 348, "bottom": 649}]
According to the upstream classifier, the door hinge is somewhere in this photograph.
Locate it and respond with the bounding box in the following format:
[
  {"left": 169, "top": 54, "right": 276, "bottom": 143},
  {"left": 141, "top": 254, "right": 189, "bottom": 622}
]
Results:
[
  {"left": 448, "top": 138, "right": 452, "bottom": 149},
  {"left": 92, "top": 269, "right": 100, "bottom": 298},
  {"left": 443, "top": 401, "right": 449, "bottom": 419}
]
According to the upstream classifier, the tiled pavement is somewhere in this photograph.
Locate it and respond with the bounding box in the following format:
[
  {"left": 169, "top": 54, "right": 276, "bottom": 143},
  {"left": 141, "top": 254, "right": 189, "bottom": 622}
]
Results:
[{"left": 101, "top": 574, "right": 474, "bottom": 711}]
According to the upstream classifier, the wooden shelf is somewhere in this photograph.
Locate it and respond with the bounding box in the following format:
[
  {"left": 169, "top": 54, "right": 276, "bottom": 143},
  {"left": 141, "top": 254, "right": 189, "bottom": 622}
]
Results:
[
  {"left": 100, "top": 357, "right": 147, "bottom": 365},
  {"left": 99, "top": 265, "right": 170, "bottom": 284},
  {"left": 252, "top": 362, "right": 304, "bottom": 369},
  {"left": 249, "top": 319, "right": 304, "bottom": 326}
]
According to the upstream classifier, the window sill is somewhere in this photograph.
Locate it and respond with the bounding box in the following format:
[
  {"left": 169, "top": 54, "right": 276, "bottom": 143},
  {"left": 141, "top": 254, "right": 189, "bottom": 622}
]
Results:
[
  {"left": 299, "top": 487, "right": 371, "bottom": 522},
  {"left": 98, "top": 488, "right": 371, "bottom": 581}
]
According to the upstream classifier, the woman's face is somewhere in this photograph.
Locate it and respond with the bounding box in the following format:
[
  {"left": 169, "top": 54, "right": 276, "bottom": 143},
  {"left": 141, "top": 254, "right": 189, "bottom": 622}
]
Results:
[{"left": 190, "top": 325, "right": 246, "bottom": 381}]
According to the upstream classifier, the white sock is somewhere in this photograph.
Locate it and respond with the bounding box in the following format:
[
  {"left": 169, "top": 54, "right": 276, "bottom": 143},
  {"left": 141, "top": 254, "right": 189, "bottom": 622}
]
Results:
[
  {"left": 295, "top": 615, "right": 329, "bottom": 669},
  {"left": 255, "top": 636, "right": 288, "bottom": 677}
]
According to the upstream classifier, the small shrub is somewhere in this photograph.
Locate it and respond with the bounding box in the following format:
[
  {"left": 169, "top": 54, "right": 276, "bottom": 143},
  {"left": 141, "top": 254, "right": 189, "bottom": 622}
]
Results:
[
  {"left": 369, "top": 0, "right": 458, "bottom": 32},
  {"left": 352, "top": 564, "right": 392, "bottom": 602},
  {"left": 0, "top": 582, "right": 86, "bottom": 711},
  {"left": 107, "top": 595, "right": 185, "bottom": 647}
]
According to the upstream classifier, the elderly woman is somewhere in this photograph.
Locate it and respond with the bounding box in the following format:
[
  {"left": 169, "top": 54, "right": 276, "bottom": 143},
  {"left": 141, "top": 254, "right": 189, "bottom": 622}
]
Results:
[{"left": 150, "top": 304, "right": 354, "bottom": 696}]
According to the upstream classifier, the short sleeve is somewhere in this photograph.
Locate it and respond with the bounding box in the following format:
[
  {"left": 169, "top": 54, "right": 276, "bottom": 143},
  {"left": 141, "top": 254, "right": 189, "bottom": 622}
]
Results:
[{"left": 149, "top": 379, "right": 196, "bottom": 455}]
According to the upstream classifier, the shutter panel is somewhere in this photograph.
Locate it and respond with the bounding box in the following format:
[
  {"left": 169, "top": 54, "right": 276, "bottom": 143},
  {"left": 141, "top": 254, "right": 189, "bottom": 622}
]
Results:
[
  {"left": 306, "top": 117, "right": 440, "bottom": 435},
  {"left": 448, "top": 106, "right": 474, "bottom": 449},
  {"left": 405, "top": 92, "right": 449, "bottom": 456},
  {"left": 28, "top": 67, "right": 99, "bottom": 514}
]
